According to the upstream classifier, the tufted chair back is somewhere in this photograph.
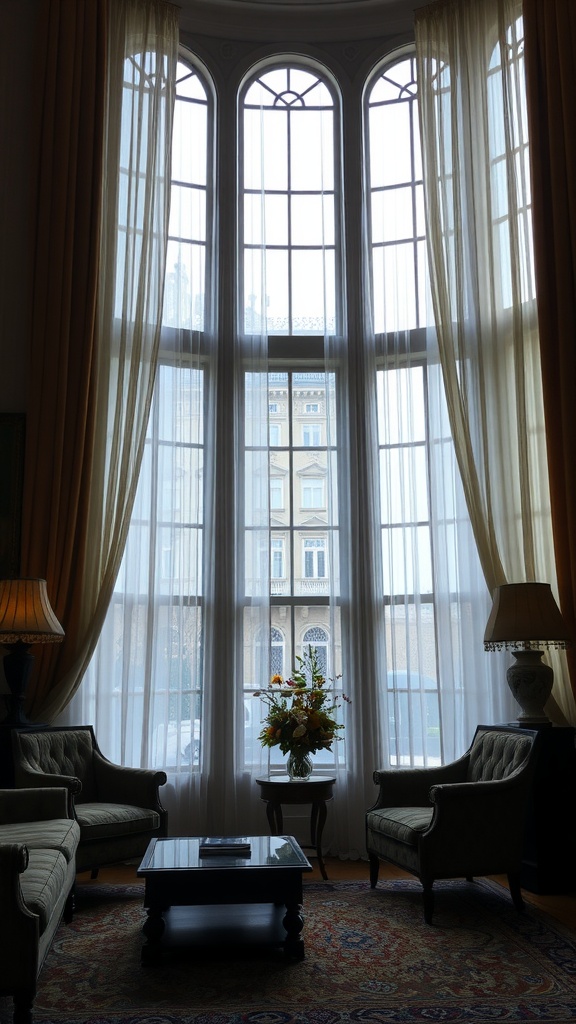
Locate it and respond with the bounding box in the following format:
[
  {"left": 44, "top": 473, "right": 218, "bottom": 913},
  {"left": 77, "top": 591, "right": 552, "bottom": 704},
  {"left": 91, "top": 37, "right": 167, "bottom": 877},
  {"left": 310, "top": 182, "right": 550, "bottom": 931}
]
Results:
[
  {"left": 13, "top": 728, "right": 98, "bottom": 802},
  {"left": 466, "top": 727, "right": 535, "bottom": 783}
]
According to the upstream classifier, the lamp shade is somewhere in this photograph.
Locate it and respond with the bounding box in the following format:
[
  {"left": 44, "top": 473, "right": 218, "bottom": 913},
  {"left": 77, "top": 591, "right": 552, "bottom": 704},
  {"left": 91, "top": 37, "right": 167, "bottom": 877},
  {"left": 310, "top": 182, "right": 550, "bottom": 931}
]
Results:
[
  {"left": 0, "top": 578, "right": 64, "bottom": 644},
  {"left": 484, "top": 582, "right": 571, "bottom": 651}
]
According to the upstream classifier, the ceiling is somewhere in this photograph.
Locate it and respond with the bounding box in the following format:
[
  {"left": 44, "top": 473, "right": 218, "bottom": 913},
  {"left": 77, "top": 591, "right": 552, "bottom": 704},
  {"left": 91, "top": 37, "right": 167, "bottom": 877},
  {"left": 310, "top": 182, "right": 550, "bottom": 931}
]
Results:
[{"left": 177, "top": 0, "right": 426, "bottom": 42}]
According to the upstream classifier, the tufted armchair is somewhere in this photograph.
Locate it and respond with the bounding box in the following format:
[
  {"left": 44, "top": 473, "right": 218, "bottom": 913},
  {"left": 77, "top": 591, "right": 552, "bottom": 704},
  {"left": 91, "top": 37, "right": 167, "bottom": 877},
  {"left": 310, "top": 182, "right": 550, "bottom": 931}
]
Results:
[
  {"left": 366, "top": 724, "right": 539, "bottom": 923},
  {"left": 11, "top": 726, "right": 168, "bottom": 877}
]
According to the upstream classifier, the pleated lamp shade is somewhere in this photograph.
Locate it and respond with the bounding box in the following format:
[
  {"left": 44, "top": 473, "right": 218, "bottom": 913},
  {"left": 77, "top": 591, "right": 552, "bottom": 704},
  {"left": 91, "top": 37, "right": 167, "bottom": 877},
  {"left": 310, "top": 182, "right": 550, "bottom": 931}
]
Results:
[
  {"left": 484, "top": 582, "right": 570, "bottom": 651},
  {"left": 0, "top": 578, "right": 64, "bottom": 644}
]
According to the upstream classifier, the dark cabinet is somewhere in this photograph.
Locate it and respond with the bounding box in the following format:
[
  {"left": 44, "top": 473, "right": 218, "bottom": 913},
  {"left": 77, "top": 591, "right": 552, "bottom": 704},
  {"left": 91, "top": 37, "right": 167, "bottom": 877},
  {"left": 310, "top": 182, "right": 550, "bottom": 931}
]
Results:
[{"left": 510, "top": 724, "right": 576, "bottom": 894}]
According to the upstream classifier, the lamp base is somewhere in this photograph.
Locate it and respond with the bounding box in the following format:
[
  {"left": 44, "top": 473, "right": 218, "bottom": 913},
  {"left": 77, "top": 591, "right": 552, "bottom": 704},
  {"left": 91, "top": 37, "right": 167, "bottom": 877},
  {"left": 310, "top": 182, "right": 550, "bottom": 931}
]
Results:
[
  {"left": 2, "top": 642, "right": 34, "bottom": 726},
  {"left": 507, "top": 648, "right": 553, "bottom": 725}
]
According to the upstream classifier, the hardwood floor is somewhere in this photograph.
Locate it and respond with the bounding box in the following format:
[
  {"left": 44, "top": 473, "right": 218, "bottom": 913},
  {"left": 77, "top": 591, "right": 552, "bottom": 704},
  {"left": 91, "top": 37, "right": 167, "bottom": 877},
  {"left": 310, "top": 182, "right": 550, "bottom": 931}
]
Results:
[{"left": 77, "top": 857, "right": 576, "bottom": 930}]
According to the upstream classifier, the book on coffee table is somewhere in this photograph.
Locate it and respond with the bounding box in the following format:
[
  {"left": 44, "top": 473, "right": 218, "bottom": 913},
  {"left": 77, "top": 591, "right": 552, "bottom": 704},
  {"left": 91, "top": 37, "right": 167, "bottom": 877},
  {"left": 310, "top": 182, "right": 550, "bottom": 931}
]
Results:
[{"left": 199, "top": 836, "right": 251, "bottom": 856}]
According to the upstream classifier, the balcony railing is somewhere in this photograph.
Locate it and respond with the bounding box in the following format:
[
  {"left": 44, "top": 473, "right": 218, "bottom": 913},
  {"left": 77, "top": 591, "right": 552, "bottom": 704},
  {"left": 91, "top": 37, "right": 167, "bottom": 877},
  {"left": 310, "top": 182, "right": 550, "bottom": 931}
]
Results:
[{"left": 268, "top": 578, "right": 328, "bottom": 596}]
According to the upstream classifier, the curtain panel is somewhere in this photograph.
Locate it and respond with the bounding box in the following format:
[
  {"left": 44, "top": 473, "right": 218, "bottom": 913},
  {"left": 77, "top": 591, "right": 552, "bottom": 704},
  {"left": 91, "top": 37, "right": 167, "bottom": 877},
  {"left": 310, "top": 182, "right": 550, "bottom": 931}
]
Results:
[
  {"left": 63, "top": 57, "right": 274, "bottom": 839},
  {"left": 61, "top": 21, "right": 557, "bottom": 853},
  {"left": 524, "top": 0, "right": 576, "bottom": 703},
  {"left": 64, "top": 39, "right": 522, "bottom": 855},
  {"left": 23, "top": 0, "right": 179, "bottom": 722},
  {"left": 414, "top": 0, "right": 574, "bottom": 724},
  {"left": 21, "top": 0, "right": 106, "bottom": 720}
]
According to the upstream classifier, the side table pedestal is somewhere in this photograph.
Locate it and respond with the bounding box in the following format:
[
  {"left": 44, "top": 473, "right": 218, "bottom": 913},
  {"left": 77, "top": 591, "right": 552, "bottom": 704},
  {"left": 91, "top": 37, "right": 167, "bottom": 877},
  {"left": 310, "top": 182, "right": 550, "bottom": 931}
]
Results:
[{"left": 256, "top": 775, "right": 336, "bottom": 880}]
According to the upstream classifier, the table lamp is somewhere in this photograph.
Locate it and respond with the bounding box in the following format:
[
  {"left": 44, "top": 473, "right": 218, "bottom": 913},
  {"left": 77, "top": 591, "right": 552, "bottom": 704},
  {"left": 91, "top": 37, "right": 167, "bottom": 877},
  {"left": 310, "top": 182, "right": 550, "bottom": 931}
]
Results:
[
  {"left": 484, "top": 582, "right": 571, "bottom": 725},
  {"left": 0, "top": 578, "right": 64, "bottom": 726}
]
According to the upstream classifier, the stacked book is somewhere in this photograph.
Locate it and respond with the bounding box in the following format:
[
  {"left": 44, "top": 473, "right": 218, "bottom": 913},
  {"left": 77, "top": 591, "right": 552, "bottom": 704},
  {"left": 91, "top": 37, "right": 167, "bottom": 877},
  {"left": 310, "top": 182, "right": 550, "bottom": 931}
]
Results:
[{"left": 199, "top": 836, "right": 251, "bottom": 856}]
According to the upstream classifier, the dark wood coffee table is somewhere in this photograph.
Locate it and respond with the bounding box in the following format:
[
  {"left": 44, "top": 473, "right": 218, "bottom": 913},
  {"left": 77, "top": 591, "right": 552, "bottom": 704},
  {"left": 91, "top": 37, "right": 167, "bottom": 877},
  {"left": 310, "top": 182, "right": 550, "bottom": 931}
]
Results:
[{"left": 137, "top": 835, "right": 312, "bottom": 963}]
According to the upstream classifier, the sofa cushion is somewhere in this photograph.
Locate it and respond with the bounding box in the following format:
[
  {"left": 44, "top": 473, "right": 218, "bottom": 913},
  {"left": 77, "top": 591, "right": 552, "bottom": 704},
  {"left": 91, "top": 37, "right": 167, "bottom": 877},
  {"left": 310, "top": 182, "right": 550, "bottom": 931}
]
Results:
[
  {"left": 19, "top": 847, "right": 69, "bottom": 934},
  {"left": 0, "top": 819, "right": 80, "bottom": 864},
  {"left": 367, "top": 806, "right": 433, "bottom": 846},
  {"left": 76, "top": 803, "right": 161, "bottom": 840}
]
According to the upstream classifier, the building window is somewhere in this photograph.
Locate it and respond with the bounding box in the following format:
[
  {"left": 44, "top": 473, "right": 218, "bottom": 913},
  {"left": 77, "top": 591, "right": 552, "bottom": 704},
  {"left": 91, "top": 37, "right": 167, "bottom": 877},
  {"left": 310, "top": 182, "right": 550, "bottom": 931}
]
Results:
[
  {"left": 271, "top": 628, "right": 285, "bottom": 677},
  {"left": 302, "top": 422, "right": 321, "bottom": 446},
  {"left": 271, "top": 538, "right": 285, "bottom": 578},
  {"left": 270, "top": 477, "right": 284, "bottom": 510},
  {"left": 302, "top": 477, "right": 324, "bottom": 509},
  {"left": 304, "top": 538, "right": 326, "bottom": 578},
  {"left": 302, "top": 626, "right": 329, "bottom": 678}
]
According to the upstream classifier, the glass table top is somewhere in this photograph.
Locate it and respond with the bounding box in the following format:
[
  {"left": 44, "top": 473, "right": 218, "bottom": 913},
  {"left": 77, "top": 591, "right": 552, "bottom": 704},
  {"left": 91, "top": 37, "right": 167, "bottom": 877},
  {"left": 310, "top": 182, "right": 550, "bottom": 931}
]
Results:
[{"left": 138, "top": 835, "right": 312, "bottom": 873}]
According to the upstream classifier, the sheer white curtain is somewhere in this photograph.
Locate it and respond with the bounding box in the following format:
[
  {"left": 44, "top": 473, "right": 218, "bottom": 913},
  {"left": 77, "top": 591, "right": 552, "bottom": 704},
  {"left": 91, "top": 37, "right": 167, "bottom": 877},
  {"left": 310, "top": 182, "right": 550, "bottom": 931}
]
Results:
[
  {"left": 60, "top": 15, "right": 565, "bottom": 856},
  {"left": 362, "top": 50, "right": 515, "bottom": 778},
  {"left": 63, "top": 52, "right": 272, "bottom": 839},
  {"left": 229, "top": 82, "right": 272, "bottom": 831},
  {"left": 237, "top": 64, "right": 369, "bottom": 853},
  {"left": 415, "top": 0, "right": 571, "bottom": 722},
  {"left": 55, "top": 0, "right": 178, "bottom": 712}
]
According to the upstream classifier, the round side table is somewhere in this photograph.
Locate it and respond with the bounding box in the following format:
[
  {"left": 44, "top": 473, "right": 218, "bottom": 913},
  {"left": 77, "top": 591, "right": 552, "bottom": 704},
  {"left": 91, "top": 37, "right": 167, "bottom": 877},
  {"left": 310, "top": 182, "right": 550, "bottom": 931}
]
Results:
[{"left": 256, "top": 775, "right": 336, "bottom": 880}]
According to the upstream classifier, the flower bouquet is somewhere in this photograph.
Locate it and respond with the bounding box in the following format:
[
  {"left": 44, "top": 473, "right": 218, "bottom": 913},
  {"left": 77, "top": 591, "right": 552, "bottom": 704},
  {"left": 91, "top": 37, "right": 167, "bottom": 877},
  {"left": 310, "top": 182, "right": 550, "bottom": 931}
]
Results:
[{"left": 254, "top": 645, "right": 350, "bottom": 779}]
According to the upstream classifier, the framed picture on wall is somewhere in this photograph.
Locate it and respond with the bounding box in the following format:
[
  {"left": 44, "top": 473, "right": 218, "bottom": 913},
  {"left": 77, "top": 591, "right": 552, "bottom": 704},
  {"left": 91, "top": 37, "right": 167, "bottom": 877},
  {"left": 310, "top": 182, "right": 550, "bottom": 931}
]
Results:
[{"left": 0, "top": 414, "right": 25, "bottom": 578}]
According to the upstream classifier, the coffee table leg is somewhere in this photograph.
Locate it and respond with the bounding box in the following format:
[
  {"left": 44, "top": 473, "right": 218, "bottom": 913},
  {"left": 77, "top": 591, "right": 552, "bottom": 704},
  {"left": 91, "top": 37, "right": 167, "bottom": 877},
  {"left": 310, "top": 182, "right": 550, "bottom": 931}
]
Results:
[
  {"left": 282, "top": 900, "right": 305, "bottom": 960},
  {"left": 141, "top": 906, "right": 166, "bottom": 964}
]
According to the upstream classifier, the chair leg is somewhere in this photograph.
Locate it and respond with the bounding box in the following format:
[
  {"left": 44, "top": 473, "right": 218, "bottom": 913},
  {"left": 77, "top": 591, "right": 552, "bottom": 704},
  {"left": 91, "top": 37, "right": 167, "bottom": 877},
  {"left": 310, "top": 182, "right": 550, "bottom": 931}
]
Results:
[
  {"left": 368, "top": 853, "right": 380, "bottom": 888},
  {"left": 422, "top": 882, "right": 434, "bottom": 925},
  {"left": 90, "top": 868, "right": 99, "bottom": 879},
  {"left": 63, "top": 885, "right": 75, "bottom": 924},
  {"left": 507, "top": 872, "right": 525, "bottom": 913}
]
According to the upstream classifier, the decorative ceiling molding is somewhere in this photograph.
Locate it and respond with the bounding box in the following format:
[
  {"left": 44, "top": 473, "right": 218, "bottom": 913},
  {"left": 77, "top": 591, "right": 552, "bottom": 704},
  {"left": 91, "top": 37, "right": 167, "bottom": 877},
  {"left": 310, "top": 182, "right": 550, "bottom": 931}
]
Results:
[{"left": 177, "top": 0, "right": 425, "bottom": 43}]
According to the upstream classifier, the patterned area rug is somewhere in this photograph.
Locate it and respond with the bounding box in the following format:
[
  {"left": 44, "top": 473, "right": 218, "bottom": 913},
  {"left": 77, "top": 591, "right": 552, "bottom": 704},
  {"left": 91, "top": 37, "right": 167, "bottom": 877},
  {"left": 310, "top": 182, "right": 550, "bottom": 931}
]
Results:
[{"left": 8, "top": 879, "right": 576, "bottom": 1024}]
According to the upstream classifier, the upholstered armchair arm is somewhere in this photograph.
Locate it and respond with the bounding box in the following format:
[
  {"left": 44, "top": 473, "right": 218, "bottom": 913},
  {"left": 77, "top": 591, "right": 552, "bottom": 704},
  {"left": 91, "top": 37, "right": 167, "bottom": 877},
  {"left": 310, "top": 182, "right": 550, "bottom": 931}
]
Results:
[
  {"left": 429, "top": 775, "right": 530, "bottom": 832},
  {"left": 421, "top": 777, "right": 531, "bottom": 875},
  {"left": 93, "top": 750, "right": 167, "bottom": 809},
  {"left": 0, "top": 842, "right": 29, "bottom": 877},
  {"left": 0, "top": 787, "right": 71, "bottom": 823},
  {"left": 370, "top": 758, "right": 468, "bottom": 810}
]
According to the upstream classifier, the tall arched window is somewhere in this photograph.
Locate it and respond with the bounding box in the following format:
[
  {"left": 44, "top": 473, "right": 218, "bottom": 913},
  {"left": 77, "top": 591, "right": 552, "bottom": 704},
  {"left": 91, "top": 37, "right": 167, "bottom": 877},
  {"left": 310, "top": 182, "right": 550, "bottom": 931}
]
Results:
[
  {"left": 242, "top": 64, "right": 339, "bottom": 335},
  {"left": 163, "top": 59, "right": 212, "bottom": 330},
  {"left": 366, "top": 53, "right": 440, "bottom": 766},
  {"left": 81, "top": 54, "right": 214, "bottom": 772},
  {"left": 303, "top": 625, "right": 329, "bottom": 678},
  {"left": 367, "top": 53, "right": 429, "bottom": 335},
  {"left": 69, "top": 15, "right": 539, "bottom": 852},
  {"left": 241, "top": 60, "right": 342, "bottom": 769}
]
